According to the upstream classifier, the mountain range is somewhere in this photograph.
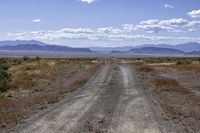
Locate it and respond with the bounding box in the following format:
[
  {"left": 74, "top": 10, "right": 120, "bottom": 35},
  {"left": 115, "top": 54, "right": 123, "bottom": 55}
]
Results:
[
  {"left": 135, "top": 42, "right": 200, "bottom": 52},
  {"left": 0, "top": 40, "right": 200, "bottom": 56},
  {"left": 91, "top": 42, "right": 200, "bottom": 53},
  {"left": 128, "top": 47, "right": 184, "bottom": 55},
  {"left": 0, "top": 41, "right": 91, "bottom": 53}
]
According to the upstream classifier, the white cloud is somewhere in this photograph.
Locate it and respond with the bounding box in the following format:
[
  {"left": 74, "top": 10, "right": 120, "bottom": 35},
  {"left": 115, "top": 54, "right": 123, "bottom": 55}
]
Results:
[
  {"left": 140, "top": 19, "right": 159, "bottom": 25},
  {"left": 187, "top": 21, "right": 200, "bottom": 31},
  {"left": 164, "top": 4, "right": 174, "bottom": 9},
  {"left": 134, "top": 18, "right": 187, "bottom": 33},
  {"left": 187, "top": 21, "right": 200, "bottom": 27},
  {"left": 188, "top": 9, "right": 200, "bottom": 18},
  {"left": 32, "top": 19, "right": 41, "bottom": 23},
  {"left": 4, "top": 17, "right": 200, "bottom": 45},
  {"left": 59, "top": 28, "right": 94, "bottom": 33},
  {"left": 97, "top": 27, "right": 123, "bottom": 34},
  {"left": 6, "top": 26, "right": 200, "bottom": 44},
  {"left": 135, "top": 24, "right": 177, "bottom": 33},
  {"left": 159, "top": 18, "right": 188, "bottom": 27},
  {"left": 122, "top": 24, "right": 135, "bottom": 32},
  {"left": 79, "top": 0, "right": 99, "bottom": 4}
]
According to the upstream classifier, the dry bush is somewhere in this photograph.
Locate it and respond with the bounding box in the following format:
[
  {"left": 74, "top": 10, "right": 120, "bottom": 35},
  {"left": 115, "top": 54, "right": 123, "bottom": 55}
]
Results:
[
  {"left": 0, "top": 69, "right": 11, "bottom": 92},
  {"left": 9, "top": 59, "right": 56, "bottom": 91},
  {"left": 171, "top": 64, "right": 200, "bottom": 73},
  {"left": 0, "top": 58, "right": 101, "bottom": 127},
  {"left": 153, "top": 78, "right": 189, "bottom": 93},
  {"left": 135, "top": 59, "right": 200, "bottom": 132},
  {"left": 139, "top": 65, "right": 154, "bottom": 72}
]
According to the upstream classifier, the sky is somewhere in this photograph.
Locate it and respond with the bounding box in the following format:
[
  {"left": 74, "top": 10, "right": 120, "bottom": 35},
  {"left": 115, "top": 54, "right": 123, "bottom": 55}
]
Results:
[{"left": 0, "top": 0, "right": 200, "bottom": 47}]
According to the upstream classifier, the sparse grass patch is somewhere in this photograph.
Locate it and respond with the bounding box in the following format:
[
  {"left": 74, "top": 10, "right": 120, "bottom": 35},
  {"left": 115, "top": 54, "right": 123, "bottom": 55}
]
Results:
[
  {"left": 139, "top": 65, "right": 154, "bottom": 72},
  {"left": 134, "top": 59, "right": 200, "bottom": 132},
  {"left": 9, "top": 59, "right": 58, "bottom": 91},
  {"left": 0, "top": 69, "right": 11, "bottom": 92},
  {"left": 171, "top": 64, "right": 200, "bottom": 73},
  {"left": 153, "top": 78, "right": 189, "bottom": 93},
  {"left": 0, "top": 58, "right": 101, "bottom": 128}
]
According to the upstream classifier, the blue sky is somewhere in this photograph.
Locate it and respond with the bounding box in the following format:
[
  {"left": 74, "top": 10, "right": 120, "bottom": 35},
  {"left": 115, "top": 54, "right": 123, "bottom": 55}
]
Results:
[{"left": 0, "top": 0, "right": 200, "bottom": 47}]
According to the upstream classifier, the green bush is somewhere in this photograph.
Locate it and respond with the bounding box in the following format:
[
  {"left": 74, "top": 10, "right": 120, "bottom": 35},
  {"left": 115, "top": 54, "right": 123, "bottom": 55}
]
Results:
[
  {"left": 35, "top": 56, "right": 41, "bottom": 61},
  {"left": 176, "top": 60, "right": 192, "bottom": 65},
  {"left": 0, "top": 69, "right": 11, "bottom": 92},
  {"left": 23, "top": 56, "right": 30, "bottom": 62}
]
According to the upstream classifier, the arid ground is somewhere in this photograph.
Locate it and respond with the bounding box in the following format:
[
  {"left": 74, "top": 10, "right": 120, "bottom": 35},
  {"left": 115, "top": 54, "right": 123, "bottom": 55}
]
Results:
[{"left": 0, "top": 57, "right": 200, "bottom": 133}]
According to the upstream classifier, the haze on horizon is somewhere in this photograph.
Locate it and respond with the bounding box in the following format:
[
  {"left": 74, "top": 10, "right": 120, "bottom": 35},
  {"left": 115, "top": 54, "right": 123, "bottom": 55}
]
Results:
[{"left": 0, "top": 0, "right": 200, "bottom": 47}]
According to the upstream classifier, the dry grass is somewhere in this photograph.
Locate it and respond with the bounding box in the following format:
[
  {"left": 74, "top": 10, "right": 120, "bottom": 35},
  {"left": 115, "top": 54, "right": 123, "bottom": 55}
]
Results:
[
  {"left": 138, "top": 57, "right": 200, "bottom": 73},
  {"left": 153, "top": 78, "right": 189, "bottom": 93},
  {"left": 9, "top": 60, "right": 57, "bottom": 91},
  {"left": 0, "top": 58, "right": 101, "bottom": 128},
  {"left": 171, "top": 64, "right": 200, "bottom": 73},
  {"left": 135, "top": 60, "right": 200, "bottom": 132},
  {"left": 138, "top": 64, "right": 154, "bottom": 72}
]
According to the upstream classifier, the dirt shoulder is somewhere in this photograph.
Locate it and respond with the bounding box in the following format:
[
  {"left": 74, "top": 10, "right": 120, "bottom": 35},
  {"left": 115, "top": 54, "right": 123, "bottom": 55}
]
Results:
[
  {"left": 12, "top": 63, "right": 111, "bottom": 133},
  {"left": 108, "top": 64, "right": 160, "bottom": 133},
  {"left": 134, "top": 62, "right": 200, "bottom": 133},
  {"left": 0, "top": 58, "right": 101, "bottom": 131}
]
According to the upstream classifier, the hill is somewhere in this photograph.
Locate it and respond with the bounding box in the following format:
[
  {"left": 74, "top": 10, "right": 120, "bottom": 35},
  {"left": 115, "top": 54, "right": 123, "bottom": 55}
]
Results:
[
  {"left": 129, "top": 47, "right": 184, "bottom": 55},
  {"left": 0, "top": 44, "right": 91, "bottom": 52}
]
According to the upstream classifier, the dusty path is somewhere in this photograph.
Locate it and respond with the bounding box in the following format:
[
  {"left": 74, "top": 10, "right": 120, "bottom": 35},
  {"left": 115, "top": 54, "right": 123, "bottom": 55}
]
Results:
[
  {"left": 13, "top": 64, "right": 111, "bottom": 133},
  {"left": 108, "top": 65, "right": 160, "bottom": 133},
  {"left": 12, "top": 63, "right": 161, "bottom": 133}
]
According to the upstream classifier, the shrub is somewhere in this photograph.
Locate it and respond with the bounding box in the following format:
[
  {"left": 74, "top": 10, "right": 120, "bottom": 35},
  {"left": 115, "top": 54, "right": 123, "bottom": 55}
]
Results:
[
  {"left": 35, "top": 56, "right": 41, "bottom": 61},
  {"left": 139, "top": 65, "right": 154, "bottom": 72},
  {"left": 176, "top": 60, "right": 192, "bottom": 65},
  {"left": 153, "top": 78, "right": 188, "bottom": 93},
  {"left": 0, "top": 69, "right": 11, "bottom": 92},
  {"left": 23, "top": 56, "right": 30, "bottom": 62}
]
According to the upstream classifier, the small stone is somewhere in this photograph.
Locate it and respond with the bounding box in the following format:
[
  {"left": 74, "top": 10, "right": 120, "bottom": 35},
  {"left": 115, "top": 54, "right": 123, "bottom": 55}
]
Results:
[
  {"left": 1, "top": 123, "right": 6, "bottom": 128},
  {"left": 97, "top": 120, "right": 104, "bottom": 124}
]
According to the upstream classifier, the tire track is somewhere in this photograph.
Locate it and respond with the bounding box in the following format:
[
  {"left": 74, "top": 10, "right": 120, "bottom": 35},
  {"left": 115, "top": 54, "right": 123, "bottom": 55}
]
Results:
[
  {"left": 108, "top": 65, "right": 161, "bottom": 133},
  {"left": 15, "top": 64, "right": 111, "bottom": 133},
  {"left": 13, "top": 63, "right": 162, "bottom": 133},
  {"left": 70, "top": 65, "right": 121, "bottom": 133}
]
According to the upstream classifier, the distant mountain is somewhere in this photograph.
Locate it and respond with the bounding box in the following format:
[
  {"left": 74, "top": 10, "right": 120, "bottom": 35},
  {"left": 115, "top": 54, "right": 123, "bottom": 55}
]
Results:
[
  {"left": 91, "top": 42, "right": 200, "bottom": 53},
  {"left": 0, "top": 40, "right": 47, "bottom": 46},
  {"left": 110, "top": 50, "right": 122, "bottom": 53},
  {"left": 128, "top": 47, "right": 184, "bottom": 55},
  {"left": 186, "top": 51, "right": 200, "bottom": 55},
  {"left": 90, "top": 46, "right": 134, "bottom": 53},
  {"left": 0, "top": 44, "right": 91, "bottom": 53},
  {"left": 136, "top": 42, "right": 200, "bottom": 52}
]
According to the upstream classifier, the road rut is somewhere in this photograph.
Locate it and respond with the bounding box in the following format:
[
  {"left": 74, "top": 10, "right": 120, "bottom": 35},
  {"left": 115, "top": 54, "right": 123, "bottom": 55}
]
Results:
[
  {"left": 14, "top": 64, "right": 111, "bottom": 133},
  {"left": 108, "top": 65, "right": 160, "bottom": 133},
  {"left": 13, "top": 63, "right": 162, "bottom": 133}
]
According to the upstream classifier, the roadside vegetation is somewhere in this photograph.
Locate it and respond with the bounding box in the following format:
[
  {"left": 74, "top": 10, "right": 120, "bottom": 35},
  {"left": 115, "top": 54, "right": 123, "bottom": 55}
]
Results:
[
  {"left": 134, "top": 57, "right": 200, "bottom": 132},
  {"left": 0, "top": 57, "right": 101, "bottom": 128}
]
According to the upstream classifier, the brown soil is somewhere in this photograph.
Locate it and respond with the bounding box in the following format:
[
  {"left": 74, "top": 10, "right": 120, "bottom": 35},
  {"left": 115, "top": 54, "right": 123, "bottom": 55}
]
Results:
[
  {"left": 0, "top": 59, "right": 101, "bottom": 129},
  {"left": 135, "top": 63, "right": 200, "bottom": 133}
]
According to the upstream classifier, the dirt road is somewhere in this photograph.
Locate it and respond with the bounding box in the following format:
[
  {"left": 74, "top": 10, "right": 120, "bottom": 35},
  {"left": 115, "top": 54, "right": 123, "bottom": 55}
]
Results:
[{"left": 12, "top": 63, "right": 161, "bottom": 133}]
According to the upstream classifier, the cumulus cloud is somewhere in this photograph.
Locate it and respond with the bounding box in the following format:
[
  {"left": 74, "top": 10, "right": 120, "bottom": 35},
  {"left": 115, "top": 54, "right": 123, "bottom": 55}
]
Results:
[
  {"left": 4, "top": 17, "right": 200, "bottom": 44},
  {"left": 187, "top": 21, "right": 200, "bottom": 31},
  {"left": 6, "top": 26, "right": 200, "bottom": 44},
  {"left": 135, "top": 25, "right": 177, "bottom": 33},
  {"left": 188, "top": 9, "right": 200, "bottom": 18},
  {"left": 134, "top": 18, "right": 188, "bottom": 33},
  {"left": 79, "top": 0, "right": 99, "bottom": 4},
  {"left": 32, "top": 19, "right": 41, "bottom": 23},
  {"left": 59, "top": 28, "right": 94, "bottom": 33},
  {"left": 122, "top": 24, "right": 135, "bottom": 32},
  {"left": 159, "top": 18, "right": 188, "bottom": 27},
  {"left": 164, "top": 4, "right": 174, "bottom": 9},
  {"left": 97, "top": 27, "right": 123, "bottom": 34}
]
